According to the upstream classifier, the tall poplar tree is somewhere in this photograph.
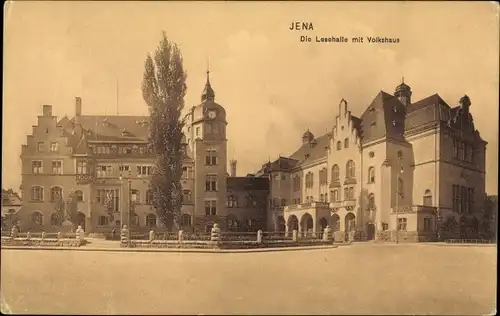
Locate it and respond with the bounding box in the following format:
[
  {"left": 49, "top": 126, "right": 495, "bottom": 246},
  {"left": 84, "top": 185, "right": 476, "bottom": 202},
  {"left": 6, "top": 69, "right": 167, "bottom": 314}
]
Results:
[{"left": 142, "top": 32, "right": 187, "bottom": 231}]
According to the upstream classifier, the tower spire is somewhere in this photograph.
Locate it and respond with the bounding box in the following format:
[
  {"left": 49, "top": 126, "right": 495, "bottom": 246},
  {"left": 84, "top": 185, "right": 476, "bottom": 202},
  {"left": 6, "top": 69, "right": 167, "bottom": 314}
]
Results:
[{"left": 201, "top": 67, "right": 215, "bottom": 102}]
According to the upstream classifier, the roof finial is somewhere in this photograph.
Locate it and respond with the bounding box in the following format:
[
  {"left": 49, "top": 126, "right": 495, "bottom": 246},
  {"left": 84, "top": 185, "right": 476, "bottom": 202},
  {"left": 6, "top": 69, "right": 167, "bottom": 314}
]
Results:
[{"left": 402, "top": 76, "right": 405, "bottom": 84}]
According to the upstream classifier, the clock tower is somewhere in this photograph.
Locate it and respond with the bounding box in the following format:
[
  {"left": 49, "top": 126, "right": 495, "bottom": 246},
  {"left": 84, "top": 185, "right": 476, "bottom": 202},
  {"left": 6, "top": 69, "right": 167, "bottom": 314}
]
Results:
[{"left": 188, "top": 70, "right": 229, "bottom": 232}]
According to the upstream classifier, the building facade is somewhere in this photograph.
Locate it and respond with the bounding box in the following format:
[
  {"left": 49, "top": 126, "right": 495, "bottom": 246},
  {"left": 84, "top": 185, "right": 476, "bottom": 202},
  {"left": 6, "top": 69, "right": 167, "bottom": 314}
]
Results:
[
  {"left": 16, "top": 72, "right": 269, "bottom": 234},
  {"left": 258, "top": 80, "right": 487, "bottom": 242}
]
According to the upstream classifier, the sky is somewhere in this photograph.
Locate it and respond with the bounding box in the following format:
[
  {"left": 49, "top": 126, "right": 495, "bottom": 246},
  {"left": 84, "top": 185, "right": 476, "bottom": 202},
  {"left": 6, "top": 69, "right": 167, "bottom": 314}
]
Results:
[{"left": 3, "top": 1, "right": 499, "bottom": 194}]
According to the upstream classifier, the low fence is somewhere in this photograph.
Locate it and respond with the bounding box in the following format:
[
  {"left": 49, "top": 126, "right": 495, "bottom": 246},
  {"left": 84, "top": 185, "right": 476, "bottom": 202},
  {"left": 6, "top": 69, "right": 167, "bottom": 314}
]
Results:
[
  {"left": 120, "top": 229, "right": 337, "bottom": 249},
  {"left": 1, "top": 231, "right": 87, "bottom": 248},
  {"left": 444, "top": 239, "right": 496, "bottom": 244}
]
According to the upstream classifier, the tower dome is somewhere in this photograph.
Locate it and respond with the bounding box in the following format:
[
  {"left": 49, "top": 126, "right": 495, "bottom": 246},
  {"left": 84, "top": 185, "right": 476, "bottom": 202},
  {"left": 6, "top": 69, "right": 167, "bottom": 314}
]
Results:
[
  {"left": 302, "top": 129, "right": 314, "bottom": 144},
  {"left": 394, "top": 77, "right": 412, "bottom": 106}
]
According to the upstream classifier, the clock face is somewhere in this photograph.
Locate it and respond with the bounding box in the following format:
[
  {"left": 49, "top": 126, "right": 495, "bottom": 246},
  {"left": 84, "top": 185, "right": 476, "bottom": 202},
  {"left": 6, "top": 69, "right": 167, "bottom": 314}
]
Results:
[{"left": 208, "top": 110, "right": 217, "bottom": 119}]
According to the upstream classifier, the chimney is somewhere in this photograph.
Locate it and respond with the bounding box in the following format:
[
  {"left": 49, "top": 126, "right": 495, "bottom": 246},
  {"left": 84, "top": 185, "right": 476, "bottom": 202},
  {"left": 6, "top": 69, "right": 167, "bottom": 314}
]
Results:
[
  {"left": 75, "top": 97, "right": 82, "bottom": 117},
  {"left": 42, "top": 105, "right": 52, "bottom": 117},
  {"left": 230, "top": 160, "right": 237, "bottom": 177}
]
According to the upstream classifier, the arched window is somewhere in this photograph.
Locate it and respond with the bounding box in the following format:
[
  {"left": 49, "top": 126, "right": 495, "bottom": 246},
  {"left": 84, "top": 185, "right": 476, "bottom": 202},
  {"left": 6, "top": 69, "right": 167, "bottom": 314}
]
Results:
[
  {"left": 181, "top": 214, "right": 192, "bottom": 226},
  {"left": 146, "top": 214, "right": 157, "bottom": 228},
  {"left": 281, "top": 198, "right": 286, "bottom": 206},
  {"left": 131, "top": 190, "right": 140, "bottom": 203},
  {"left": 368, "top": 167, "right": 375, "bottom": 183},
  {"left": 273, "top": 198, "right": 279, "bottom": 207},
  {"left": 75, "top": 190, "right": 84, "bottom": 202},
  {"left": 31, "top": 212, "right": 43, "bottom": 225},
  {"left": 306, "top": 196, "right": 310, "bottom": 203},
  {"left": 50, "top": 213, "right": 61, "bottom": 226},
  {"left": 344, "top": 138, "right": 349, "bottom": 148},
  {"left": 346, "top": 160, "right": 355, "bottom": 178},
  {"left": 344, "top": 187, "right": 349, "bottom": 200},
  {"left": 50, "top": 186, "right": 63, "bottom": 202},
  {"left": 146, "top": 190, "right": 154, "bottom": 205},
  {"left": 368, "top": 194, "right": 376, "bottom": 210},
  {"left": 31, "top": 186, "right": 44, "bottom": 201},
  {"left": 336, "top": 141, "right": 341, "bottom": 150},
  {"left": 398, "top": 178, "right": 404, "bottom": 197},
  {"left": 228, "top": 219, "right": 239, "bottom": 231},
  {"left": 423, "top": 189, "right": 432, "bottom": 206},
  {"left": 319, "top": 194, "right": 324, "bottom": 202},
  {"left": 331, "top": 165, "right": 339, "bottom": 182}
]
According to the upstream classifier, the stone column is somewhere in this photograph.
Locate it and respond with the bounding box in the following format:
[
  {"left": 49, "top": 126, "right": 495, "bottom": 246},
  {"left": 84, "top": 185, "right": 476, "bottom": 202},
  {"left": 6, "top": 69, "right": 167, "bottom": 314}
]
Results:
[
  {"left": 178, "top": 230, "right": 184, "bottom": 243},
  {"left": 257, "top": 230, "right": 262, "bottom": 243},
  {"left": 149, "top": 230, "right": 155, "bottom": 241},
  {"left": 292, "top": 230, "right": 298, "bottom": 242}
]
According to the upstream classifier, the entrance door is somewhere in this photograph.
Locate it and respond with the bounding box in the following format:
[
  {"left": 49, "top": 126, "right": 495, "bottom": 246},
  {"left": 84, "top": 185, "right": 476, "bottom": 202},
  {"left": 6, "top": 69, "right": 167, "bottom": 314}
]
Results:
[{"left": 366, "top": 223, "right": 376, "bottom": 240}]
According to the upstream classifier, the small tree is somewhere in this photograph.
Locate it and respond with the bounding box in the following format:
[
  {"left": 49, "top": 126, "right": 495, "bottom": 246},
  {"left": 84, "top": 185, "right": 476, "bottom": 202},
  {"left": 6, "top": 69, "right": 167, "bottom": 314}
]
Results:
[
  {"left": 65, "top": 191, "right": 79, "bottom": 226},
  {"left": 142, "top": 31, "right": 187, "bottom": 231},
  {"left": 52, "top": 193, "right": 66, "bottom": 226}
]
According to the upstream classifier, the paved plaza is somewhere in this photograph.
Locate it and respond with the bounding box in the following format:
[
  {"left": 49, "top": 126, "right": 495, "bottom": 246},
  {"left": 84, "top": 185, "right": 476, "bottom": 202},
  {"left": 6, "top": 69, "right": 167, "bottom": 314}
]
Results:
[{"left": 1, "top": 243, "right": 496, "bottom": 315}]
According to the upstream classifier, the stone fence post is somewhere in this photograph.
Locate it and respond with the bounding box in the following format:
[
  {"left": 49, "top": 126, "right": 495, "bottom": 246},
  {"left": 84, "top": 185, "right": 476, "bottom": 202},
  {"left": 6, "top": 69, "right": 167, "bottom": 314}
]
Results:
[
  {"left": 57, "top": 231, "right": 62, "bottom": 240},
  {"left": 178, "top": 230, "right": 184, "bottom": 243},
  {"left": 292, "top": 230, "right": 298, "bottom": 242},
  {"left": 76, "top": 225, "right": 85, "bottom": 242},
  {"left": 120, "top": 225, "right": 130, "bottom": 245},
  {"left": 149, "top": 230, "right": 155, "bottom": 242},
  {"left": 323, "top": 225, "right": 332, "bottom": 242},
  {"left": 26, "top": 232, "right": 31, "bottom": 241},
  {"left": 41, "top": 232, "right": 46, "bottom": 240},
  {"left": 210, "top": 224, "right": 221, "bottom": 245},
  {"left": 257, "top": 230, "right": 262, "bottom": 243},
  {"left": 10, "top": 225, "right": 18, "bottom": 238}
]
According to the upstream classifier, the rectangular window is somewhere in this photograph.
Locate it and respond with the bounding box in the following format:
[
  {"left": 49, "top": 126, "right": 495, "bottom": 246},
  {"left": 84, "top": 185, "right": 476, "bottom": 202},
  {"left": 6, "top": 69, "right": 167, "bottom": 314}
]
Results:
[
  {"left": 182, "top": 190, "right": 192, "bottom": 204},
  {"left": 204, "top": 200, "right": 217, "bottom": 215},
  {"left": 459, "top": 142, "right": 465, "bottom": 160},
  {"left": 76, "top": 161, "right": 87, "bottom": 174},
  {"left": 119, "top": 165, "right": 130, "bottom": 172},
  {"left": 98, "top": 216, "right": 109, "bottom": 226},
  {"left": 137, "top": 165, "right": 152, "bottom": 176},
  {"left": 398, "top": 218, "right": 407, "bottom": 231},
  {"left": 344, "top": 138, "right": 349, "bottom": 148},
  {"left": 32, "top": 161, "right": 43, "bottom": 174},
  {"left": 52, "top": 161, "right": 62, "bottom": 175},
  {"left": 196, "top": 127, "right": 200, "bottom": 136},
  {"left": 37, "top": 142, "right": 44, "bottom": 153},
  {"left": 205, "top": 123, "right": 212, "bottom": 133},
  {"left": 205, "top": 150, "right": 218, "bottom": 166},
  {"left": 465, "top": 145, "right": 473, "bottom": 163},
  {"left": 205, "top": 175, "right": 217, "bottom": 191},
  {"left": 96, "top": 189, "right": 120, "bottom": 213},
  {"left": 50, "top": 142, "right": 59, "bottom": 152},
  {"left": 452, "top": 139, "right": 458, "bottom": 158},
  {"left": 423, "top": 218, "right": 432, "bottom": 231},
  {"left": 382, "top": 223, "right": 389, "bottom": 231},
  {"left": 452, "top": 185, "right": 460, "bottom": 213}
]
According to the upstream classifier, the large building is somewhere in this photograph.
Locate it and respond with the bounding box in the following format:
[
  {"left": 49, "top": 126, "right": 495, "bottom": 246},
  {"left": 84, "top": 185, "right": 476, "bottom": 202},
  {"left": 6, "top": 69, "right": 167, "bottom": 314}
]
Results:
[
  {"left": 256, "top": 80, "right": 487, "bottom": 242},
  {"left": 16, "top": 71, "right": 269, "bottom": 234}
]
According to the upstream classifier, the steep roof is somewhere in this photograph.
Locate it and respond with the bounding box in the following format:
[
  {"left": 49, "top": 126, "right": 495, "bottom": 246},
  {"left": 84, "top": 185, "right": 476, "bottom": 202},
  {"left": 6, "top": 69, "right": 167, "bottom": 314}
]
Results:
[
  {"left": 360, "top": 91, "right": 406, "bottom": 143},
  {"left": 66, "top": 115, "right": 150, "bottom": 141},
  {"left": 289, "top": 133, "right": 330, "bottom": 167},
  {"left": 227, "top": 177, "right": 270, "bottom": 191}
]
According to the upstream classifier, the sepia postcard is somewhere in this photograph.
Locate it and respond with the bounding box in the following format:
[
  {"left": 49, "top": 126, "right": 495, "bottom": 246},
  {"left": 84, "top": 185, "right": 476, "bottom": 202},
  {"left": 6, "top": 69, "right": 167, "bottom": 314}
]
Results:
[{"left": 1, "top": 1, "right": 498, "bottom": 315}]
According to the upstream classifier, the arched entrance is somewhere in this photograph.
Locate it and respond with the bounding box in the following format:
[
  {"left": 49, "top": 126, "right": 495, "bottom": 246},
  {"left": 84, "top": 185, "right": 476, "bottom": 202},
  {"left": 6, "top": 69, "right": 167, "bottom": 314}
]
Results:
[
  {"left": 330, "top": 214, "right": 340, "bottom": 232},
  {"left": 287, "top": 215, "right": 299, "bottom": 232},
  {"left": 345, "top": 212, "right": 356, "bottom": 232},
  {"left": 276, "top": 216, "right": 285, "bottom": 232},
  {"left": 366, "top": 222, "right": 376, "bottom": 240},
  {"left": 75, "top": 212, "right": 86, "bottom": 231},
  {"left": 318, "top": 217, "right": 328, "bottom": 231},
  {"left": 300, "top": 213, "right": 314, "bottom": 236}
]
